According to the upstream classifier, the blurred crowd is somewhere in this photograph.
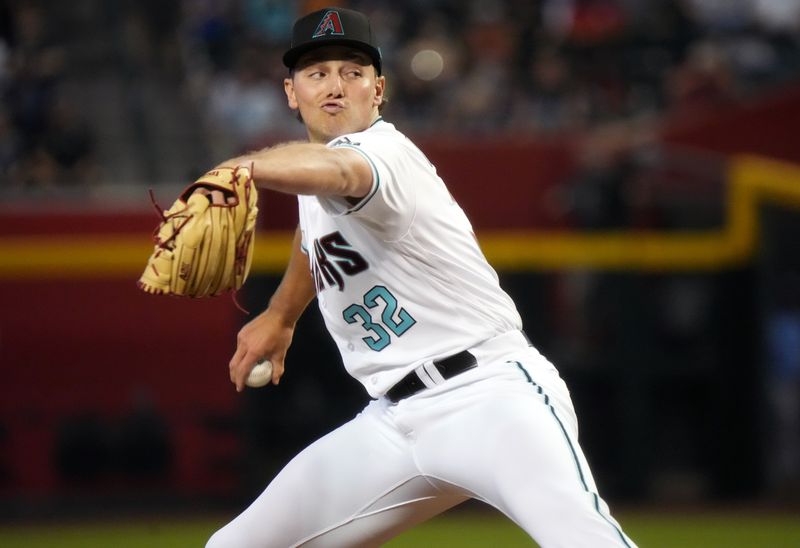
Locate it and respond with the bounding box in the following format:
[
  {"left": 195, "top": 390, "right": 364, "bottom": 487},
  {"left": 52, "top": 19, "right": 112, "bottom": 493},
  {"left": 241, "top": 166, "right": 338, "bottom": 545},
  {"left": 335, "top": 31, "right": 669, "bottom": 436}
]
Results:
[
  {"left": 1, "top": 0, "right": 799, "bottom": 187},
  {"left": 1, "top": 0, "right": 98, "bottom": 188}
]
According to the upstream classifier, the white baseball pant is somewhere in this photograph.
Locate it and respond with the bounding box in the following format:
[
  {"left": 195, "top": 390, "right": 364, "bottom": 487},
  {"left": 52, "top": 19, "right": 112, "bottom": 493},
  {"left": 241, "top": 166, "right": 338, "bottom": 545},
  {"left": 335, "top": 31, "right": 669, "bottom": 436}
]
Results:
[{"left": 207, "top": 331, "right": 637, "bottom": 547}]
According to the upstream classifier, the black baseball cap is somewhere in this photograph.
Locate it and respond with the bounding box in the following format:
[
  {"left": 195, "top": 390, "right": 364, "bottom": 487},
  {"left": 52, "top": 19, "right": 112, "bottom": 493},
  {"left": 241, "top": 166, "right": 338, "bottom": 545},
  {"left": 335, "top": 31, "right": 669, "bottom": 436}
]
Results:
[{"left": 283, "top": 7, "right": 382, "bottom": 75}]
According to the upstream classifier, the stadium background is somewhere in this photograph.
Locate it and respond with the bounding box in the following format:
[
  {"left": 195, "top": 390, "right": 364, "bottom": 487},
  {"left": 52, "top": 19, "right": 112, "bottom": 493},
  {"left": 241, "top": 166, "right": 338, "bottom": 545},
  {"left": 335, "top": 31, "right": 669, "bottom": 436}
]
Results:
[{"left": 1, "top": 0, "right": 800, "bottom": 545}]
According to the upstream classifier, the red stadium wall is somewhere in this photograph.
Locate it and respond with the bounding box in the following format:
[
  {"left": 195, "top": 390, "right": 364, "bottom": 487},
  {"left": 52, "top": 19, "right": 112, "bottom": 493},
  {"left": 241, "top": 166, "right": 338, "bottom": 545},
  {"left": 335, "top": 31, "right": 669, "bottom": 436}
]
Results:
[
  {"left": 0, "top": 212, "right": 243, "bottom": 499},
  {"left": 661, "top": 84, "right": 800, "bottom": 163}
]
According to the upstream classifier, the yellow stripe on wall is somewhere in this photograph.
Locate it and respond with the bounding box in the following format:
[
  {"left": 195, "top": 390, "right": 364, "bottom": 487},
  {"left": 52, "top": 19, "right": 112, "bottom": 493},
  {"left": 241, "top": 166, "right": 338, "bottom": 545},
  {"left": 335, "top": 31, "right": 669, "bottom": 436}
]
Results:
[
  {"left": 479, "top": 231, "right": 732, "bottom": 271},
  {"left": 0, "top": 155, "right": 798, "bottom": 279},
  {"left": 482, "top": 155, "right": 800, "bottom": 271},
  {"left": 0, "top": 232, "right": 296, "bottom": 279},
  {"left": 0, "top": 235, "right": 151, "bottom": 277}
]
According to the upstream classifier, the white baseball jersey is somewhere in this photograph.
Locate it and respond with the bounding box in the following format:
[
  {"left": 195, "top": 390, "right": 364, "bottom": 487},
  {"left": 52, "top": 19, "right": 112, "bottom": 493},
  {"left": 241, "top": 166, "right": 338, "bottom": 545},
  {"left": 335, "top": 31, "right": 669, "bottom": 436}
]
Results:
[
  {"left": 210, "top": 118, "right": 637, "bottom": 548},
  {"left": 298, "top": 118, "right": 522, "bottom": 397}
]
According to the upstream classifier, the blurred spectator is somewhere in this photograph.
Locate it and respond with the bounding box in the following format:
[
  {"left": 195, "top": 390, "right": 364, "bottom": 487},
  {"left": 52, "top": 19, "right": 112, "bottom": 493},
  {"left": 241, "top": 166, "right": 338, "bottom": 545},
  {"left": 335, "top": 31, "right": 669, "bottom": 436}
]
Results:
[
  {"left": 565, "top": 117, "right": 661, "bottom": 230},
  {"left": 765, "top": 299, "right": 800, "bottom": 498},
  {"left": 117, "top": 389, "right": 173, "bottom": 482},
  {"left": 508, "top": 46, "right": 588, "bottom": 133},
  {"left": 3, "top": 1, "right": 65, "bottom": 152},
  {"left": 0, "top": 106, "right": 20, "bottom": 178},
  {"left": 206, "top": 45, "right": 300, "bottom": 156},
  {"left": 566, "top": 146, "right": 634, "bottom": 230},
  {"left": 442, "top": 1, "right": 518, "bottom": 133},
  {"left": 117, "top": 0, "right": 182, "bottom": 79},
  {"left": 12, "top": 90, "right": 98, "bottom": 189},
  {"left": 182, "top": 0, "right": 241, "bottom": 75},
  {"left": 664, "top": 39, "right": 738, "bottom": 118},
  {"left": 0, "top": 1, "right": 9, "bottom": 90},
  {"left": 37, "top": 92, "right": 97, "bottom": 184},
  {"left": 761, "top": 214, "right": 800, "bottom": 501}
]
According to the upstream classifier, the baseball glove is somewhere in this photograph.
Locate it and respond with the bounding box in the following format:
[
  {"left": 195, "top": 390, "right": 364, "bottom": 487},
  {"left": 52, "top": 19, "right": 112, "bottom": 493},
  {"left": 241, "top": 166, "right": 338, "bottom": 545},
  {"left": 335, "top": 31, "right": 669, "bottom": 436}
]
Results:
[{"left": 138, "top": 165, "right": 258, "bottom": 298}]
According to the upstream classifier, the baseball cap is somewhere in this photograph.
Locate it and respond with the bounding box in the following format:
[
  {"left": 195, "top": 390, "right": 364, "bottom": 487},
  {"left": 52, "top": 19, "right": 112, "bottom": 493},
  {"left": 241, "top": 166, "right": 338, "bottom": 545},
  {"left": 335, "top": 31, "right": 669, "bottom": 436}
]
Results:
[{"left": 283, "top": 7, "right": 382, "bottom": 75}]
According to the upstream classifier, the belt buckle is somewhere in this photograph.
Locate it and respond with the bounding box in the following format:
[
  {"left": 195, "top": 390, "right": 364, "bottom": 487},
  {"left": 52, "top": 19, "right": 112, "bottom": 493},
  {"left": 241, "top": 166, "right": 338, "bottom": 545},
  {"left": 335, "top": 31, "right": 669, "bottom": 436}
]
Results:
[{"left": 387, "top": 349, "right": 477, "bottom": 403}]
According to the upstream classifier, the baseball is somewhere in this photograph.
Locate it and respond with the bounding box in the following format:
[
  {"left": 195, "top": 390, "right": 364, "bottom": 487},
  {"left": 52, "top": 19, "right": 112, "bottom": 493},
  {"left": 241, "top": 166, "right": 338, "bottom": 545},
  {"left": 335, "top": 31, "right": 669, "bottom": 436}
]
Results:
[{"left": 246, "top": 359, "right": 273, "bottom": 388}]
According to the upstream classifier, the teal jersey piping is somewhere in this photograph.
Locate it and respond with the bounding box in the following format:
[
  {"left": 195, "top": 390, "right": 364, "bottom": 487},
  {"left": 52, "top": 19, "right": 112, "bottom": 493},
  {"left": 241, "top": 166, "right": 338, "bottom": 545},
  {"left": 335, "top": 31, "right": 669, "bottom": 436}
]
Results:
[
  {"left": 510, "top": 360, "right": 634, "bottom": 548},
  {"left": 333, "top": 144, "right": 380, "bottom": 214}
]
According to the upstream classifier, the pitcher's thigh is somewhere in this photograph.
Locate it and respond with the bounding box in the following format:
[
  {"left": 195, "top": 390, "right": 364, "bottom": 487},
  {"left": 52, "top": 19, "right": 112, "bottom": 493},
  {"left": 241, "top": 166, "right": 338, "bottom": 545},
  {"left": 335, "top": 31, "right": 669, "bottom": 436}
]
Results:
[
  {"left": 421, "top": 387, "right": 634, "bottom": 547},
  {"left": 207, "top": 404, "right": 461, "bottom": 548},
  {"left": 498, "top": 396, "right": 633, "bottom": 546}
]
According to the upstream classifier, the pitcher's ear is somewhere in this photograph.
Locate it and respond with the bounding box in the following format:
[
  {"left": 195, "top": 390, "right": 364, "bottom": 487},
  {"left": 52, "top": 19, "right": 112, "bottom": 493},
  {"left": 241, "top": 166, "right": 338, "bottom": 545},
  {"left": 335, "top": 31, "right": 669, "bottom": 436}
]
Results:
[
  {"left": 373, "top": 75, "right": 386, "bottom": 107},
  {"left": 285, "top": 78, "right": 298, "bottom": 109}
]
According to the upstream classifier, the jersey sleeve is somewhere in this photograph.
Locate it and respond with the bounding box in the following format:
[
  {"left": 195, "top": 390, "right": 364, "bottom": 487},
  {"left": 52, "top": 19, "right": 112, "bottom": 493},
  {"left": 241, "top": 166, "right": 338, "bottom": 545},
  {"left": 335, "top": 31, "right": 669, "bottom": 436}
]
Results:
[{"left": 319, "top": 130, "right": 416, "bottom": 241}]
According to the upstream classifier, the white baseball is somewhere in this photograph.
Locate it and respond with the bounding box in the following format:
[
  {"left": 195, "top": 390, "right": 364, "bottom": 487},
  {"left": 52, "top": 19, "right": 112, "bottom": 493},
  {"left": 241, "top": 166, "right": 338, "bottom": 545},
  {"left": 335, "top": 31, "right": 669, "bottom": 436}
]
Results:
[{"left": 246, "top": 359, "right": 273, "bottom": 388}]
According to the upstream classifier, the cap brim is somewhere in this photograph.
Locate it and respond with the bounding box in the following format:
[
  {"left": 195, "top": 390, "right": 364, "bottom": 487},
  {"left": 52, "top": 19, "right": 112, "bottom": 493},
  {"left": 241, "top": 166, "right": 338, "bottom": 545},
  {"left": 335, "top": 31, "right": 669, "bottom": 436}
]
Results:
[{"left": 283, "top": 39, "right": 382, "bottom": 74}]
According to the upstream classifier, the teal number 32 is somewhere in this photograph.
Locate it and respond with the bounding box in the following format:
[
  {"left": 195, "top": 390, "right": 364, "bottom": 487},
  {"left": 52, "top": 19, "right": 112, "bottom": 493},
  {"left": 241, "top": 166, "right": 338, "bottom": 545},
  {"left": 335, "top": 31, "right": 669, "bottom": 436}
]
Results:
[{"left": 343, "top": 285, "right": 417, "bottom": 351}]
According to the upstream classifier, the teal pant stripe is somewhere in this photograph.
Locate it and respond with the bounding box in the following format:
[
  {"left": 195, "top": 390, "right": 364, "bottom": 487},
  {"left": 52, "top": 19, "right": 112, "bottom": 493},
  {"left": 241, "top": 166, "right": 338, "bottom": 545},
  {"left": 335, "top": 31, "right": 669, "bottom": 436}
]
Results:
[{"left": 510, "top": 361, "right": 633, "bottom": 548}]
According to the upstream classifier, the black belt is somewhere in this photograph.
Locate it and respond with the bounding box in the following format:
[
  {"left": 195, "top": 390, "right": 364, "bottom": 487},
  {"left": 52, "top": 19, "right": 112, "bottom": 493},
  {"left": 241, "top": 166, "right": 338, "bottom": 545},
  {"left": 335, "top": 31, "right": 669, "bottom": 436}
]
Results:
[{"left": 386, "top": 350, "right": 478, "bottom": 403}]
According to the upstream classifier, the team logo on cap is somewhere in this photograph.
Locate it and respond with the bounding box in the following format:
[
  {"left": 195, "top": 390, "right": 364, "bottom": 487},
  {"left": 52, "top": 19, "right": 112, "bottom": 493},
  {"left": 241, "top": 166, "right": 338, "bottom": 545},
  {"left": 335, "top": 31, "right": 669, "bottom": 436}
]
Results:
[{"left": 312, "top": 10, "right": 344, "bottom": 38}]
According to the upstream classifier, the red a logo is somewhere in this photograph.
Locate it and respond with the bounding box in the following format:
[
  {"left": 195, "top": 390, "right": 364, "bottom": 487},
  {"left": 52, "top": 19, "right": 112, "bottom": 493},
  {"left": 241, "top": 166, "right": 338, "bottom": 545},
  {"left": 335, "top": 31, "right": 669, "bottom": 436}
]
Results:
[{"left": 313, "top": 10, "right": 344, "bottom": 38}]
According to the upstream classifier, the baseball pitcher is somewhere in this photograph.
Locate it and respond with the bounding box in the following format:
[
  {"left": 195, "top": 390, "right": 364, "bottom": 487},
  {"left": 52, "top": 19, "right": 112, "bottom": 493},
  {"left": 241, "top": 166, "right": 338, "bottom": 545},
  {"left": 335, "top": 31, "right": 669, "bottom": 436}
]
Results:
[{"left": 204, "top": 7, "right": 637, "bottom": 547}]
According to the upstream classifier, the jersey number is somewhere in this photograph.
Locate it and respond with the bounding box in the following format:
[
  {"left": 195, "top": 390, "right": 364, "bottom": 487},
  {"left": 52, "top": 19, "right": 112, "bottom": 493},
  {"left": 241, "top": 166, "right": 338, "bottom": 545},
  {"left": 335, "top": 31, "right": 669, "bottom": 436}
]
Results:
[{"left": 343, "top": 285, "right": 416, "bottom": 351}]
